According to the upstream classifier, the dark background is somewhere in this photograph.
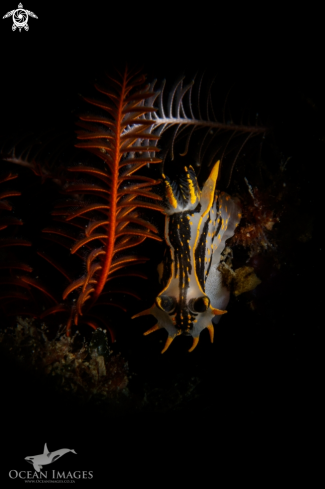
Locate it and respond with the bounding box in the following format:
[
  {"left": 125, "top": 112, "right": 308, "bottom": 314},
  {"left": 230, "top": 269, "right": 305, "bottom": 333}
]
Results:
[{"left": 0, "top": 2, "right": 323, "bottom": 482}]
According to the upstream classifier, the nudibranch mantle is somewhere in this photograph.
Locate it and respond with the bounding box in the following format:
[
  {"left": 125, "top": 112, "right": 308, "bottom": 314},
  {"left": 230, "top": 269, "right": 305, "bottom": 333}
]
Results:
[{"left": 133, "top": 161, "right": 241, "bottom": 353}]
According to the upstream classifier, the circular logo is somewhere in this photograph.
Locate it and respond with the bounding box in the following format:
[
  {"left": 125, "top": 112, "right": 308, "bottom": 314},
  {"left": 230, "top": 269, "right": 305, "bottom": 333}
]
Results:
[{"left": 13, "top": 8, "right": 28, "bottom": 28}]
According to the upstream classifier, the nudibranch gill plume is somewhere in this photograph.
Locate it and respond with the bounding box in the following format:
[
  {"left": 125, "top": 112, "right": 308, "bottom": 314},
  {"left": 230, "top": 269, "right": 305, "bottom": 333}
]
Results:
[{"left": 133, "top": 160, "right": 242, "bottom": 353}]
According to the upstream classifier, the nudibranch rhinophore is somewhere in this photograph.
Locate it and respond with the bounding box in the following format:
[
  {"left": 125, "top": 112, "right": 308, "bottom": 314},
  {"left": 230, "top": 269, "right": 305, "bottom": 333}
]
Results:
[{"left": 133, "top": 161, "right": 242, "bottom": 353}]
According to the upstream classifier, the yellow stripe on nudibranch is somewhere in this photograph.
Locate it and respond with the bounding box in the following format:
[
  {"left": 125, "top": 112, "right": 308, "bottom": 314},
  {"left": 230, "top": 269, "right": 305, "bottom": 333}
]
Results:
[
  {"left": 162, "top": 175, "right": 178, "bottom": 209},
  {"left": 184, "top": 166, "right": 200, "bottom": 205},
  {"left": 201, "top": 160, "right": 220, "bottom": 219},
  {"left": 156, "top": 297, "right": 163, "bottom": 309}
]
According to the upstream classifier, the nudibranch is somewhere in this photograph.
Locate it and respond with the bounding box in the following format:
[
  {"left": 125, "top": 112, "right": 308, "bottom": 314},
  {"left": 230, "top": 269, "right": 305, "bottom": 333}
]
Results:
[{"left": 133, "top": 161, "right": 241, "bottom": 353}]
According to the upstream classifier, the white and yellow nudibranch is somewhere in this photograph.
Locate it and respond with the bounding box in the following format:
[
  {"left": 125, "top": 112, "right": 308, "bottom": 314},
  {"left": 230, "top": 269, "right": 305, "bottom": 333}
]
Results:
[{"left": 133, "top": 160, "right": 241, "bottom": 353}]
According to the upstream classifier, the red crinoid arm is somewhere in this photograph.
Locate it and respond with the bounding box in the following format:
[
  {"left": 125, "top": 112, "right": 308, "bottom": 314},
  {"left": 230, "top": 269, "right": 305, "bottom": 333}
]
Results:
[
  {"left": 0, "top": 171, "right": 40, "bottom": 310},
  {"left": 2, "top": 132, "right": 76, "bottom": 185},
  {"left": 60, "top": 67, "right": 165, "bottom": 325},
  {"left": 80, "top": 71, "right": 129, "bottom": 302}
]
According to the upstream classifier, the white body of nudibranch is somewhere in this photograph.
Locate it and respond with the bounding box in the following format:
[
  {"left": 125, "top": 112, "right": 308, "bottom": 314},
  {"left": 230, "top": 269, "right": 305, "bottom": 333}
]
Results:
[{"left": 133, "top": 161, "right": 241, "bottom": 353}]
